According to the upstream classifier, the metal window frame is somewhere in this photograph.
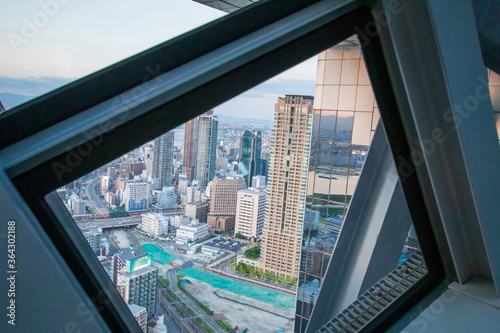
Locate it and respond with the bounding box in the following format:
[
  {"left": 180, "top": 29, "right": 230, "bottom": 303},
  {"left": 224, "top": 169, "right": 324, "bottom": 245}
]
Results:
[{"left": 1, "top": 0, "right": 478, "bottom": 331}]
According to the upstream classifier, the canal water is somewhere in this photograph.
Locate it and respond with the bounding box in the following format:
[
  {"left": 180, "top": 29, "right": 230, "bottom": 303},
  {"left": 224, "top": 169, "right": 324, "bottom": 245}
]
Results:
[{"left": 143, "top": 243, "right": 296, "bottom": 309}]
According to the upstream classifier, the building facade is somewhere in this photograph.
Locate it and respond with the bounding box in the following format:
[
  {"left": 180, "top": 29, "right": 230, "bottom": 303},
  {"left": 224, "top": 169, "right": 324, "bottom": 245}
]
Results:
[
  {"left": 182, "top": 110, "right": 217, "bottom": 185},
  {"left": 209, "top": 177, "right": 247, "bottom": 215},
  {"left": 123, "top": 182, "right": 150, "bottom": 211},
  {"left": 194, "top": 113, "right": 218, "bottom": 188},
  {"left": 185, "top": 201, "right": 209, "bottom": 223},
  {"left": 261, "top": 95, "right": 314, "bottom": 279},
  {"left": 235, "top": 188, "right": 266, "bottom": 239},
  {"left": 152, "top": 132, "right": 175, "bottom": 189},
  {"left": 175, "top": 221, "right": 209, "bottom": 244},
  {"left": 127, "top": 304, "right": 147, "bottom": 333},
  {"left": 117, "top": 265, "right": 158, "bottom": 320},
  {"left": 141, "top": 213, "right": 169, "bottom": 238},
  {"left": 83, "top": 231, "right": 101, "bottom": 256}
]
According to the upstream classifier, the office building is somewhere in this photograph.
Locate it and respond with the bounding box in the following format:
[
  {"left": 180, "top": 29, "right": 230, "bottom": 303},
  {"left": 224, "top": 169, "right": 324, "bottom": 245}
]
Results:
[
  {"left": 152, "top": 132, "right": 175, "bottom": 189},
  {"left": 123, "top": 182, "right": 150, "bottom": 211},
  {"left": 157, "top": 187, "right": 177, "bottom": 208},
  {"left": 169, "top": 215, "right": 191, "bottom": 228},
  {"left": 70, "top": 198, "right": 86, "bottom": 216},
  {"left": 185, "top": 201, "right": 209, "bottom": 223},
  {"left": 207, "top": 215, "right": 235, "bottom": 233},
  {"left": 83, "top": 231, "right": 101, "bottom": 256},
  {"left": 141, "top": 213, "right": 169, "bottom": 238},
  {"left": 182, "top": 110, "right": 217, "bottom": 185},
  {"left": 127, "top": 304, "right": 147, "bottom": 333},
  {"left": 238, "top": 129, "right": 263, "bottom": 185},
  {"left": 209, "top": 177, "right": 246, "bottom": 216},
  {"left": 194, "top": 113, "right": 218, "bottom": 187},
  {"left": 117, "top": 265, "right": 157, "bottom": 320},
  {"left": 175, "top": 221, "right": 209, "bottom": 244},
  {"left": 261, "top": 95, "right": 314, "bottom": 279},
  {"left": 251, "top": 175, "right": 266, "bottom": 188},
  {"left": 235, "top": 188, "right": 266, "bottom": 239}
]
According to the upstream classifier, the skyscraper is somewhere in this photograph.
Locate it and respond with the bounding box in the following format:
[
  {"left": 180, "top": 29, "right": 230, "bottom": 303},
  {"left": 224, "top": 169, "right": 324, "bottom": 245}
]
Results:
[
  {"left": 182, "top": 110, "right": 217, "bottom": 184},
  {"left": 238, "top": 129, "right": 263, "bottom": 185},
  {"left": 152, "top": 132, "right": 174, "bottom": 188},
  {"left": 261, "top": 95, "right": 314, "bottom": 279},
  {"left": 194, "top": 113, "right": 218, "bottom": 188}
]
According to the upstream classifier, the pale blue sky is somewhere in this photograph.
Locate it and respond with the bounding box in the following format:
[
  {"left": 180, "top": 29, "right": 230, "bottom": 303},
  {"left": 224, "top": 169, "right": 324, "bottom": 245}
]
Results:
[{"left": 0, "top": 0, "right": 317, "bottom": 119}]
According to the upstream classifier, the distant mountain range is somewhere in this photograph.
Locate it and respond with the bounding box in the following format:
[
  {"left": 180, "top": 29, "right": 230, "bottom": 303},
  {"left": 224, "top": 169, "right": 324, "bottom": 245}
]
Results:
[{"left": 216, "top": 114, "right": 273, "bottom": 126}]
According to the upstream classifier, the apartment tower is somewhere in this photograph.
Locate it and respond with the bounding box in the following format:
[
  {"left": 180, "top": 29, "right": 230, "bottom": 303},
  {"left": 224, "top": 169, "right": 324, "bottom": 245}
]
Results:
[{"left": 261, "top": 95, "right": 314, "bottom": 279}]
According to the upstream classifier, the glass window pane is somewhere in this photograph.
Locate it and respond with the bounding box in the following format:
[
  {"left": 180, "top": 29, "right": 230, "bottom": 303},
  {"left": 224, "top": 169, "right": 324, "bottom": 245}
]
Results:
[
  {"left": 340, "top": 59, "right": 360, "bottom": 85},
  {"left": 335, "top": 111, "right": 354, "bottom": 143},
  {"left": 351, "top": 111, "right": 372, "bottom": 145},
  {"left": 318, "top": 110, "right": 337, "bottom": 142}
]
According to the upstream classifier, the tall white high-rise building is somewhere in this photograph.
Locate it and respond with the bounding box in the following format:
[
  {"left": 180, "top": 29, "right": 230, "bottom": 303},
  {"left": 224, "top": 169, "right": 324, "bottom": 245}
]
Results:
[
  {"left": 194, "top": 114, "right": 218, "bottom": 188},
  {"left": 235, "top": 188, "right": 266, "bottom": 239},
  {"left": 152, "top": 132, "right": 175, "bottom": 189}
]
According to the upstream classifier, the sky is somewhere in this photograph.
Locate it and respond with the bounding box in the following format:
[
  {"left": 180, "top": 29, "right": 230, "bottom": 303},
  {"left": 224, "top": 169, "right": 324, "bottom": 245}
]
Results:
[{"left": 0, "top": 0, "right": 317, "bottom": 119}]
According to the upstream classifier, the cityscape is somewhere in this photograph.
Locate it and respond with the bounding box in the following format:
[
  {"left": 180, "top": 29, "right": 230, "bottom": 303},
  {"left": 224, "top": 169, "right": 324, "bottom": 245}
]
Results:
[
  {"left": 53, "top": 39, "right": 421, "bottom": 333},
  {"left": 1, "top": 1, "right": 499, "bottom": 332}
]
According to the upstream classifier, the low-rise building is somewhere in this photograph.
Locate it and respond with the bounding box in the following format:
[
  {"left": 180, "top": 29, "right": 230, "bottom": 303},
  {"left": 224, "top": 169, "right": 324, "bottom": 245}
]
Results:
[
  {"left": 83, "top": 231, "right": 101, "bottom": 256},
  {"left": 207, "top": 215, "right": 235, "bottom": 234},
  {"left": 176, "top": 221, "right": 209, "bottom": 244},
  {"left": 201, "top": 245, "right": 221, "bottom": 256},
  {"left": 237, "top": 254, "right": 261, "bottom": 268},
  {"left": 185, "top": 201, "right": 208, "bottom": 223},
  {"left": 141, "top": 213, "right": 169, "bottom": 238},
  {"left": 169, "top": 215, "right": 191, "bottom": 228}
]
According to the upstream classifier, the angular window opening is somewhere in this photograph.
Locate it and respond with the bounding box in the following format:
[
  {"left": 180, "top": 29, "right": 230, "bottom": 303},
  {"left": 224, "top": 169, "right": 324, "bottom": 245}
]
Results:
[{"left": 54, "top": 51, "right": 319, "bottom": 333}]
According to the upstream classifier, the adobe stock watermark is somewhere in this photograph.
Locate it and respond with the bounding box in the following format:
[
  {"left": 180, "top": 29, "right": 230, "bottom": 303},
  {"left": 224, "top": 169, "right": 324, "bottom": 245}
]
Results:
[
  {"left": 354, "top": 0, "right": 407, "bottom": 47},
  {"left": 401, "top": 283, "right": 468, "bottom": 332},
  {"left": 7, "top": 0, "right": 72, "bottom": 53},
  {"left": 51, "top": 65, "right": 165, "bottom": 183},
  {"left": 396, "top": 75, "right": 490, "bottom": 181}
]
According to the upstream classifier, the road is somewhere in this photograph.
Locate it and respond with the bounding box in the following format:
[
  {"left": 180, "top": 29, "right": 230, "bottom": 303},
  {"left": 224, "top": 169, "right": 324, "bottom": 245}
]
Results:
[
  {"left": 76, "top": 209, "right": 184, "bottom": 229},
  {"left": 84, "top": 176, "right": 108, "bottom": 210}
]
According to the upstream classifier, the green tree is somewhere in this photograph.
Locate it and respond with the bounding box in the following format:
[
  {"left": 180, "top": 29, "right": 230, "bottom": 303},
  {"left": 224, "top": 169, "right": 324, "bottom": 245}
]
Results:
[
  {"left": 229, "top": 263, "right": 236, "bottom": 272},
  {"left": 235, "top": 232, "right": 247, "bottom": 240},
  {"left": 257, "top": 268, "right": 264, "bottom": 278},
  {"left": 238, "top": 264, "right": 247, "bottom": 275},
  {"left": 246, "top": 265, "right": 255, "bottom": 275},
  {"left": 244, "top": 246, "right": 261, "bottom": 260}
]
